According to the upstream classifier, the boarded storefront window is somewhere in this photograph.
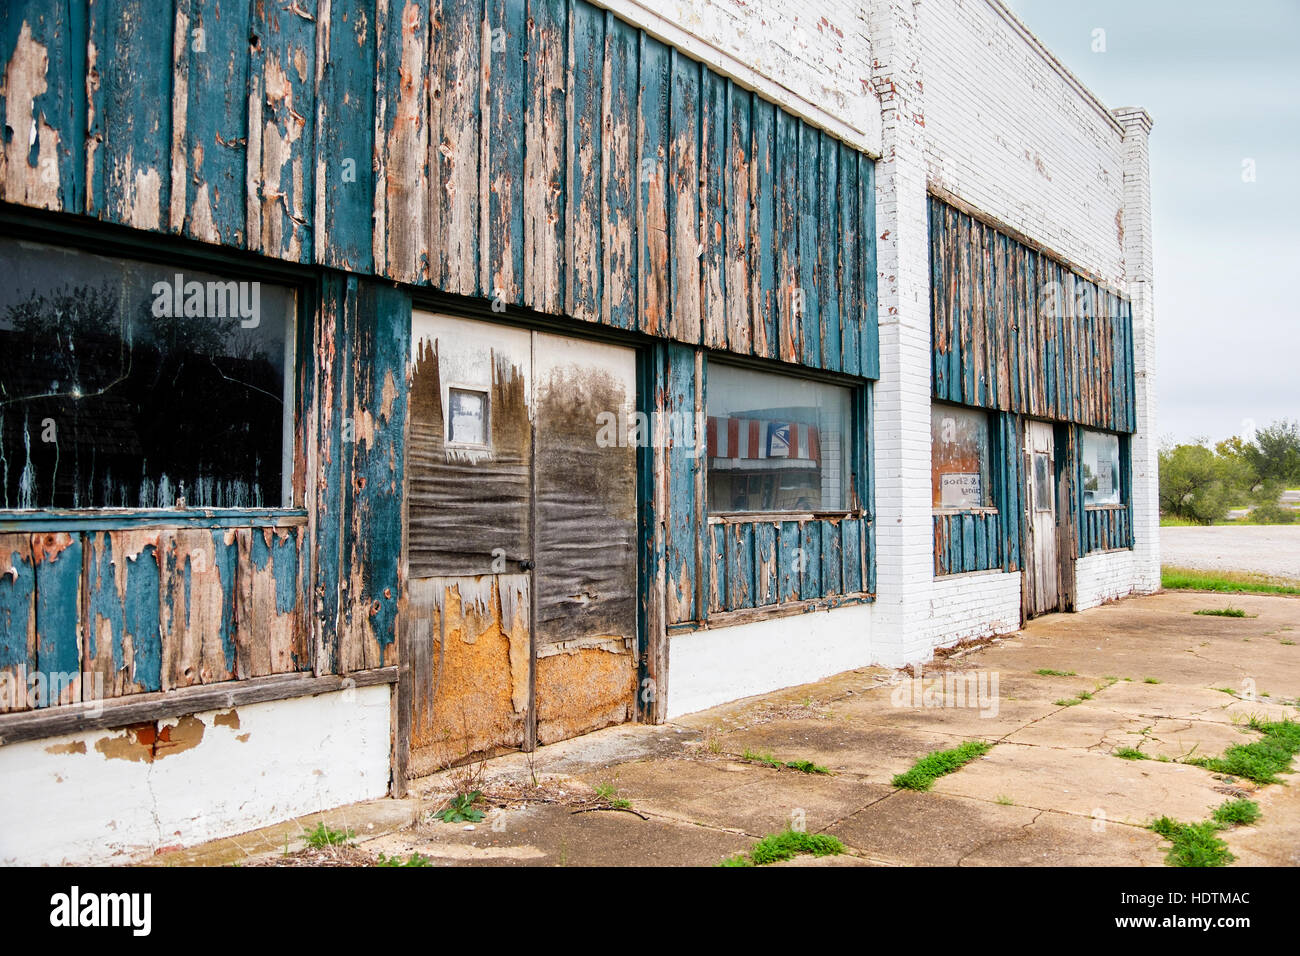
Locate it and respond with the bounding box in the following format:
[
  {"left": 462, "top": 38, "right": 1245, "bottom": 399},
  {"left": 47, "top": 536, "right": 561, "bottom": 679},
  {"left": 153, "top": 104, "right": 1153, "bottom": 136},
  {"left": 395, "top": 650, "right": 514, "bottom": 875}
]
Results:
[
  {"left": 706, "top": 364, "right": 853, "bottom": 513},
  {"left": 931, "top": 403, "right": 993, "bottom": 509},
  {"left": 0, "top": 238, "right": 294, "bottom": 509},
  {"left": 1081, "top": 429, "right": 1122, "bottom": 505}
]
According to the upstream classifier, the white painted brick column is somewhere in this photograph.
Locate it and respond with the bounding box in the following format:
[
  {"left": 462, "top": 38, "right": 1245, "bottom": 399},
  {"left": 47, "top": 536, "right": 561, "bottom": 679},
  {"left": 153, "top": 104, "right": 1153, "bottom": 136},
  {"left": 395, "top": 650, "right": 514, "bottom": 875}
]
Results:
[
  {"left": 866, "top": 0, "right": 933, "bottom": 665},
  {"left": 1115, "top": 107, "right": 1160, "bottom": 593}
]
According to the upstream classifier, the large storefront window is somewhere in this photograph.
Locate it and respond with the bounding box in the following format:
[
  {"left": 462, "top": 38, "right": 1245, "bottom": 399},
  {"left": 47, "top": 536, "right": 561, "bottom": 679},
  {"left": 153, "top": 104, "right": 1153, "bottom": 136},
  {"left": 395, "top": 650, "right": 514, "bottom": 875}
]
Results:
[
  {"left": 931, "top": 403, "right": 993, "bottom": 509},
  {"left": 1081, "top": 429, "right": 1122, "bottom": 506},
  {"left": 0, "top": 238, "right": 295, "bottom": 509},
  {"left": 705, "top": 364, "right": 854, "bottom": 513}
]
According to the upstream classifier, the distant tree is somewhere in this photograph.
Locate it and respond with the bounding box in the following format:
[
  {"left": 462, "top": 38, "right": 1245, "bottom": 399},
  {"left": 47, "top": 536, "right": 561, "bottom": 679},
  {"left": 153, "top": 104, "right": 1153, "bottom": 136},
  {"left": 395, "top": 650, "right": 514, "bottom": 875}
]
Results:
[
  {"left": 1244, "top": 419, "right": 1300, "bottom": 485},
  {"left": 1158, "top": 444, "right": 1238, "bottom": 525}
]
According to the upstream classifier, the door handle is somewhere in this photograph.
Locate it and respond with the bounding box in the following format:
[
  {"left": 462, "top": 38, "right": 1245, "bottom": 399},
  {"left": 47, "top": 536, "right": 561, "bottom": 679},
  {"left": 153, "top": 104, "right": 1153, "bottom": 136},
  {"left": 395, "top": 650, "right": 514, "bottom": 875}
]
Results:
[{"left": 519, "top": 559, "right": 536, "bottom": 571}]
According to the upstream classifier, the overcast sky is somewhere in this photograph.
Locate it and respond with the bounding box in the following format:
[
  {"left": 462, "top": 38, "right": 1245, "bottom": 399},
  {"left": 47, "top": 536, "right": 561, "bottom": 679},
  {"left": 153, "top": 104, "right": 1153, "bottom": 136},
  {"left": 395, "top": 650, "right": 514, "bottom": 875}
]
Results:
[{"left": 1004, "top": 0, "right": 1299, "bottom": 446}]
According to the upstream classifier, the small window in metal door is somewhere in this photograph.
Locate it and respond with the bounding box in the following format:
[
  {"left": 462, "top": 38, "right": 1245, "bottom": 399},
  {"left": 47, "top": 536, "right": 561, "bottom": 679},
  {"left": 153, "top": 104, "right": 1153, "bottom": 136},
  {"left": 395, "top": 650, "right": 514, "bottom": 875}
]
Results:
[
  {"left": 447, "top": 386, "right": 489, "bottom": 447},
  {"left": 1033, "top": 453, "right": 1053, "bottom": 512}
]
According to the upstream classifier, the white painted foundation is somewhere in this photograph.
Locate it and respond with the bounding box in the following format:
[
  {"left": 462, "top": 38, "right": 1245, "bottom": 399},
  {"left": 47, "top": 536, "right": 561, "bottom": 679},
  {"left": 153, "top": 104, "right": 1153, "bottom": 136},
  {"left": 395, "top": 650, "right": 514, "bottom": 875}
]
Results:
[
  {"left": 929, "top": 570, "right": 1023, "bottom": 647},
  {"left": 1075, "top": 550, "right": 1138, "bottom": 611},
  {"left": 0, "top": 685, "right": 392, "bottom": 866},
  {"left": 666, "top": 603, "right": 874, "bottom": 718}
]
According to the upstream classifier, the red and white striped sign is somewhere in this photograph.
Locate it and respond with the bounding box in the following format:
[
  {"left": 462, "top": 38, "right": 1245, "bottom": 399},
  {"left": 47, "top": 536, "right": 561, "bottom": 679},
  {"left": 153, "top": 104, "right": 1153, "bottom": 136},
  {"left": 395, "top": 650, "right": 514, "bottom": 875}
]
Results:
[{"left": 706, "top": 416, "right": 821, "bottom": 461}]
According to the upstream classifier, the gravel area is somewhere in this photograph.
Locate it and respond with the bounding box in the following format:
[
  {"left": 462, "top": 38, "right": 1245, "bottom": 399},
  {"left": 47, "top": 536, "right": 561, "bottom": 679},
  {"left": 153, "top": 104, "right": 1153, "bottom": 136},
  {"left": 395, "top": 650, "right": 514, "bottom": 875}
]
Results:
[{"left": 1161, "top": 525, "right": 1300, "bottom": 581}]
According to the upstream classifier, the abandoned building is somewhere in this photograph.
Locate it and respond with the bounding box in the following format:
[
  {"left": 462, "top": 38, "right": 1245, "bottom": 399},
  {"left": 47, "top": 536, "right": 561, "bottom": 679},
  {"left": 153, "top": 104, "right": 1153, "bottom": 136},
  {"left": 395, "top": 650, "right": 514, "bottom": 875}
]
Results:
[{"left": 0, "top": 0, "right": 1156, "bottom": 864}]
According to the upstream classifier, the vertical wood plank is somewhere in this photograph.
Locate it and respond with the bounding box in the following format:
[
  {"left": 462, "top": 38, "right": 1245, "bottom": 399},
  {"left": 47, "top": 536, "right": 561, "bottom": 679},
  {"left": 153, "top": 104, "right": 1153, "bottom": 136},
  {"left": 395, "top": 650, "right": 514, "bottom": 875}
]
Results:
[
  {"left": 84, "top": 530, "right": 162, "bottom": 698},
  {"left": 797, "top": 121, "right": 820, "bottom": 368},
  {"left": 601, "top": 12, "right": 637, "bottom": 329},
  {"left": 172, "top": 0, "right": 252, "bottom": 245},
  {"left": 0, "top": 534, "right": 37, "bottom": 713},
  {"left": 524, "top": 0, "right": 566, "bottom": 313},
  {"left": 435, "top": 0, "right": 481, "bottom": 294},
  {"left": 724, "top": 83, "right": 752, "bottom": 354},
  {"left": 483, "top": 0, "right": 527, "bottom": 304},
  {"left": 1, "top": 1, "right": 86, "bottom": 212},
  {"left": 86, "top": 0, "right": 173, "bottom": 231},
  {"left": 375, "top": 0, "right": 431, "bottom": 282},
  {"left": 31, "top": 531, "right": 81, "bottom": 707},
  {"left": 774, "top": 109, "right": 798, "bottom": 363},
  {"left": 636, "top": 33, "right": 670, "bottom": 335},
  {"left": 754, "top": 521, "right": 777, "bottom": 606},
  {"left": 667, "top": 49, "right": 700, "bottom": 344},
  {"left": 249, "top": 0, "right": 315, "bottom": 262},
  {"left": 818, "top": 132, "right": 840, "bottom": 373},
  {"left": 701, "top": 68, "right": 728, "bottom": 349},
  {"left": 664, "top": 342, "right": 697, "bottom": 624},
  {"left": 777, "top": 521, "right": 799, "bottom": 604},
  {"left": 750, "top": 98, "right": 777, "bottom": 359},
  {"left": 567, "top": 0, "right": 604, "bottom": 322}
]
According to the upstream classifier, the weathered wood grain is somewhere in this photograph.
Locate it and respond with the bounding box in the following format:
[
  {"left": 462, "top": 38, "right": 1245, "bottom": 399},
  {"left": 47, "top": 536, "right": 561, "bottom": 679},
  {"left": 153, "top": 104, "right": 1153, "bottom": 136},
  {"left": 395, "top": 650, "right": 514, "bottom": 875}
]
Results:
[{"left": 0, "top": 534, "right": 37, "bottom": 713}]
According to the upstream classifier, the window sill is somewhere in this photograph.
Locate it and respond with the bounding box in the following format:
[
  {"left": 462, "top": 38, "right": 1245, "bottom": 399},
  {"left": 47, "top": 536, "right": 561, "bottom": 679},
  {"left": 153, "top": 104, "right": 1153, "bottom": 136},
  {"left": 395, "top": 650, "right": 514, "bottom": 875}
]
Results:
[
  {"left": 707, "top": 510, "right": 871, "bottom": 525},
  {"left": 932, "top": 507, "right": 1000, "bottom": 516},
  {"left": 0, "top": 508, "right": 308, "bottom": 532},
  {"left": 0, "top": 667, "right": 397, "bottom": 747},
  {"left": 1084, "top": 503, "right": 1127, "bottom": 512},
  {"left": 669, "top": 592, "right": 876, "bottom": 631}
]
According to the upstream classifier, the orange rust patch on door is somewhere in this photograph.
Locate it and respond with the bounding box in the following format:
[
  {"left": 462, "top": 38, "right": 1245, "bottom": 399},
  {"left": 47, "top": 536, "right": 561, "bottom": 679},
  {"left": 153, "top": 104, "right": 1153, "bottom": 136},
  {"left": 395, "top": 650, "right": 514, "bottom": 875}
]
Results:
[
  {"left": 408, "top": 576, "right": 529, "bottom": 775},
  {"left": 535, "top": 644, "right": 635, "bottom": 746}
]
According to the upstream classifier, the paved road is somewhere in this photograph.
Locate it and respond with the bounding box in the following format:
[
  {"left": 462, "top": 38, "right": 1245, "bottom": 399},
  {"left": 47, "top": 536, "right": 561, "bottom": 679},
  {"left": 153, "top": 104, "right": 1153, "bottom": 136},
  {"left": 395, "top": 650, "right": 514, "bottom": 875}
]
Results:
[{"left": 1162, "top": 525, "right": 1300, "bottom": 580}]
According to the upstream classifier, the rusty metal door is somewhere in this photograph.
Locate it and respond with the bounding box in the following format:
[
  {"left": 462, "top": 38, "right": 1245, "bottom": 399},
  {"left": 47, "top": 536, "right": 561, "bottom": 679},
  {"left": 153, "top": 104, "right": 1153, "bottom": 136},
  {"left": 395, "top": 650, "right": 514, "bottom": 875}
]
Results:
[
  {"left": 404, "top": 313, "right": 637, "bottom": 775},
  {"left": 1025, "top": 420, "right": 1059, "bottom": 616}
]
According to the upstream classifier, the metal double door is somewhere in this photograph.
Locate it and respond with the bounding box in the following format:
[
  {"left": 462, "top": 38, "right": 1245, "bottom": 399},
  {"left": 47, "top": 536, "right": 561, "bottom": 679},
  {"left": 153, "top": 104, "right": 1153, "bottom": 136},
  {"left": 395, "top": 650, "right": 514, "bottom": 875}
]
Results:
[{"left": 404, "top": 312, "right": 638, "bottom": 771}]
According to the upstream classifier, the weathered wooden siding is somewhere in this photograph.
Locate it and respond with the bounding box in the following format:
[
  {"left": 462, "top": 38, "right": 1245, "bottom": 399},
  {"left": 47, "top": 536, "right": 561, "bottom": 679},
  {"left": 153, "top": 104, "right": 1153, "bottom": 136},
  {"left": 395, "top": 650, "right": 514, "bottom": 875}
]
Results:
[
  {"left": 932, "top": 410, "right": 1023, "bottom": 576},
  {"left": 1079, "top": 506, "right": 1132, "bottom": 555},
  {"left": 706, "top": 516, "right": 870, "bottom": 616},
  {"left": 930, "top": 197, "right": 1135, "bottom": 433},
  {"left": 0, "top": 519, "right": 308, "bottom": 712},
  {"left": 1, "top": 0, "right": 879, "bottom": 373},
  {"left": 662, "top": 347, "right": 875, "bottom": 625}
]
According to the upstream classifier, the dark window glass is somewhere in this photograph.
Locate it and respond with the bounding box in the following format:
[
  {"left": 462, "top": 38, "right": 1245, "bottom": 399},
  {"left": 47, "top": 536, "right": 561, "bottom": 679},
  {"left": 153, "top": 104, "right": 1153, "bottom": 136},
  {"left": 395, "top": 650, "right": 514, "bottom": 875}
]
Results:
[
  {"left": 705, "top": 364, "right": 854, "bottom": 513},
  {"left": 0, "top": 238, "right": 294, "bottom": 509}
]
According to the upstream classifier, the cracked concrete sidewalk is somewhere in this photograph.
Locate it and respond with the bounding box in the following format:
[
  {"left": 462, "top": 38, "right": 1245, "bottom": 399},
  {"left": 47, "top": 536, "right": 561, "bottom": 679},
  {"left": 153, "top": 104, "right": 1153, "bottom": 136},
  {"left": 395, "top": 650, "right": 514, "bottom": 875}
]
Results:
[{"left": 159, "top": 590, "right": 1300, "bottom": 867}]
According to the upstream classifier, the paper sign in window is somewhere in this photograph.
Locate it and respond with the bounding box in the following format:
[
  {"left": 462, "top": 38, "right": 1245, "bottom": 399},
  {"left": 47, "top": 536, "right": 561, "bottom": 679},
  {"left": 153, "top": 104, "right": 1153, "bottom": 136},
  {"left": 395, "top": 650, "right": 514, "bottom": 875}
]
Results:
[
  {"left": 448, "top": 388, "right": 488, "bottom": 445},
  {"left": 940, "top": 473, "right": 983, "bottom": 508}
]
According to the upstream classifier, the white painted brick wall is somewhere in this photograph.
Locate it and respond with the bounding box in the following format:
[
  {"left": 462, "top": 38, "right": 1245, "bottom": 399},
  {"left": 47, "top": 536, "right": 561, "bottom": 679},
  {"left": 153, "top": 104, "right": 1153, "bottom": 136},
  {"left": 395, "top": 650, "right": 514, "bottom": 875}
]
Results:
[
  {"left": 929, "top": 571, "right": 1022, "bottom": 647},
  {"left": 1075, "top": 550, "right": 1137, "bottom": 610},
  {"left": 918, "top": 0, "right": 1127, "bottom": 286}
]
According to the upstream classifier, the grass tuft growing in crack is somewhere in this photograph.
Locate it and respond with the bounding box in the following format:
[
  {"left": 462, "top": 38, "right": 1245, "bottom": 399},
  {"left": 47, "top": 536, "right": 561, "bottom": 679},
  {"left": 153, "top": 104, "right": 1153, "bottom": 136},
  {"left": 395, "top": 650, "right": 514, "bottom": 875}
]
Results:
[
  {"left": 1186, "top": 719, "right": 1300, "bottom": 785},
  {"left": 1194, "top": 606, "right": 1249, "bottom": 618},
  {"left": 1113, "top": 747, "right": 1150, "bottom": 761},
  {"left": 1035, "top": 668, "right": 1077, "bottom": 677},
  {"left": 740, "top": 749, "right": 831, "bottom": 775},
  {"left": 720, "top": 829, "right": 844, "bottom": 866},
  {"left": 1150, "top": 798, "right": 1262, "bottom": 867},
  {"left": 1150, "top": 817, "right": 1235, "bottom": 867},
  {"left": 1211, "top": 798, "right": 1261, "bottom": 827},
  {"left": 892, "top": 740, "right": 993, "bottom": 791},
  {"left": 304, "top": 822, "right": 355, "bottom": 848}
]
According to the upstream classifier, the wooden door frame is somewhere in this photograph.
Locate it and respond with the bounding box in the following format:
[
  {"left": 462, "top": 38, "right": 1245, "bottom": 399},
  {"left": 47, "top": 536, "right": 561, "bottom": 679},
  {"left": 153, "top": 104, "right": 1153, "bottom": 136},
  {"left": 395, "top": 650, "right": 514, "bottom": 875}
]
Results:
[
  {"left": 1020, "top": 418, "right": 1077, "bottom": 619},
  {"left": 1053, "top": 422, "right": 1078, "bottom": 613}
]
